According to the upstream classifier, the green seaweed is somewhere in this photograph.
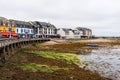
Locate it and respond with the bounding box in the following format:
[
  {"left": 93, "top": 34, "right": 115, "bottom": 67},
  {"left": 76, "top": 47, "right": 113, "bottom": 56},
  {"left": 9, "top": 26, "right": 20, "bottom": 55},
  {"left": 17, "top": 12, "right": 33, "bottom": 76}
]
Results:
[
  {"left": 17, "top": 63, "right": 68, "bottom": 72},
  {"left": 25, "top": 51, "right": 85, "bottom": 66}
]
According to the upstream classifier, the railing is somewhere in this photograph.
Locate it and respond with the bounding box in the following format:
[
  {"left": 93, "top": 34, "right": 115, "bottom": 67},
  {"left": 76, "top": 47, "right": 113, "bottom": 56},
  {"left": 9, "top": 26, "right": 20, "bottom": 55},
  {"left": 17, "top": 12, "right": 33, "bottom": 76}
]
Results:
[{"left": 0, "top": 38, "right": 49, "bottom": 48}]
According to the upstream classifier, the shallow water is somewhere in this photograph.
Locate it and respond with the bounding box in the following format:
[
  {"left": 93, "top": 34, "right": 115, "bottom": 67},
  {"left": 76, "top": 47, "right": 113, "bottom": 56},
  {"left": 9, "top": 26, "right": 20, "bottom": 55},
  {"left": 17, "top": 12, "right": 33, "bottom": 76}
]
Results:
[{"left": 78, "top": 46, "right": 120, "bottom": 80}]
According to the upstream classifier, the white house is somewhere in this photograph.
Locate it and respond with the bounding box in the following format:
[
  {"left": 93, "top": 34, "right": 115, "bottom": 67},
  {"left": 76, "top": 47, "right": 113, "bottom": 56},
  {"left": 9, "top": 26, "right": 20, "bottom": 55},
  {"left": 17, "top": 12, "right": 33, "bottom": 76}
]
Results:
[
  {"left": 57, "top": 27, "right": 92, "bottom": 39},
  {"left": 73, "top": 29, "right": 80, "bottom": 39},
  {"left": 57, "top": 28, "right": 66, "bottom": 39},
  {"left": 57, "top": 28, "right": 80, "bottom": 39},
  {"left": 57, "top": 28, "right": 70, "bottom": 39},
  {"left": 30, "top": 21, "right": 57, "bottom": 38},
  {"left": 76, "top": 27, "right": 92, "bottom": 38}
]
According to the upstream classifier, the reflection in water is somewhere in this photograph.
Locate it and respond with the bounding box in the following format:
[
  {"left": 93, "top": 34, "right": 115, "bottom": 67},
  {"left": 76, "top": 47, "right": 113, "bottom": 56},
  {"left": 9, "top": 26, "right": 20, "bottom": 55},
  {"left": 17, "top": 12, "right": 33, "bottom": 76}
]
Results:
[{"left": 78, "top": 46, "right": 120, "bottom": 80}]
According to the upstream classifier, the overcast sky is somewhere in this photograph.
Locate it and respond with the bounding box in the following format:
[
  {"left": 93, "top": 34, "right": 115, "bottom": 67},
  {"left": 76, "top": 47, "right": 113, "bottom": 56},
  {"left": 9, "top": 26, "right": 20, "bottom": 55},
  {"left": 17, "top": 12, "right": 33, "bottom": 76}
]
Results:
[{"left": 0, "top": 0, "right": 120, "bottom": 36}]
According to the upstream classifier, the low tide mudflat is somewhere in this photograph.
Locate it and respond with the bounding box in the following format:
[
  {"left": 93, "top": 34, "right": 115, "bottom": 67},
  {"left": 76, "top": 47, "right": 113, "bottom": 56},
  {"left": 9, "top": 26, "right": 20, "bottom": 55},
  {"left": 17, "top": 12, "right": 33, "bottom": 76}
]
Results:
[{"left": 0, "top": 38, "right": 117, "bottom": 80}]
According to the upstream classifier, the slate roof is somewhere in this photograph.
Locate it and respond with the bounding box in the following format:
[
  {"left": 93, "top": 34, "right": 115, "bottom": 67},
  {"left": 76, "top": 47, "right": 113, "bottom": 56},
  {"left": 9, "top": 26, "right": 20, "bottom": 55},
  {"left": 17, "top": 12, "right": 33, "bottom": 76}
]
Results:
[
  {"left": 9, "top": 19, "right": 33, "bottom": 28},
  {"left": 62, "top": 28, "right": 72, "bottom": 33},
  {"left": 72, "top": 30, "right": 80, "bottom": 34},
  {"left": 0, "top": 17, "right": 7, "bottom": 20},
  {"left": 29, "top": 21, "right": 43, "bottom": 28},
  {"left": 32, "top": 21, "right": 56, "bottom": 29},
  {"left": 76, "top": 27, "right": 92, "bottom": 31},
  {"left": 39, "top": 22, "right": 49, "bottom": 26}
]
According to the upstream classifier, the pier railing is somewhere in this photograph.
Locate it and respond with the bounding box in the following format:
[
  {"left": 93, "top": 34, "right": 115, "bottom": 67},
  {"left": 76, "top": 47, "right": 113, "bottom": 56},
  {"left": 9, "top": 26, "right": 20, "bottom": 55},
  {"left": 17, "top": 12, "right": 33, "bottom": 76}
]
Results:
[
  {"left": 0, "top": 38, "right": 50, "bottom": 65},
  {"left": 0, "top": 38, "right": 50, "bottom": 48}
]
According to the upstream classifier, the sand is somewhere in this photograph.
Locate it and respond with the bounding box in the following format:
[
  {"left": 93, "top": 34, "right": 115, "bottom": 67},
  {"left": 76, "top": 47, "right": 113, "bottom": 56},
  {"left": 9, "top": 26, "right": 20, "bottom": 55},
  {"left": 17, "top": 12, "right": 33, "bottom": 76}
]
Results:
[{"left": 41, "top": 38, "right": 115, "bottom": 45}]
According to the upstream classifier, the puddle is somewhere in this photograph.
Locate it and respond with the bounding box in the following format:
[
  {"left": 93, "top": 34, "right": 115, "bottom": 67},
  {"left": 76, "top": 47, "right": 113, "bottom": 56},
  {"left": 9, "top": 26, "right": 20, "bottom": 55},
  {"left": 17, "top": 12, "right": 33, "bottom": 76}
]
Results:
[{"left": 78, "top": 46, "right": 120, "bottom": 80}]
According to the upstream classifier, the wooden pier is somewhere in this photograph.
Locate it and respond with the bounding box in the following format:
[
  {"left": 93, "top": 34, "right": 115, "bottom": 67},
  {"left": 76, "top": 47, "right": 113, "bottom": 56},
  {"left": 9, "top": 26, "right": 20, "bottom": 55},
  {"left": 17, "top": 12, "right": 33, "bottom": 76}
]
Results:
[{"left": 0, "top": 38, "right": 50, "bottom": 65}]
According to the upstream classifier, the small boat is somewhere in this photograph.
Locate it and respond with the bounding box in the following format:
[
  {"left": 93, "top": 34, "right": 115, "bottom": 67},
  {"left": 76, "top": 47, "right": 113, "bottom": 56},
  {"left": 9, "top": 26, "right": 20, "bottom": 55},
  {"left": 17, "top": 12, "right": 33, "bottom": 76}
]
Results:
[{"left": 87, "top": 43, "right": 99, "bottom": 47}]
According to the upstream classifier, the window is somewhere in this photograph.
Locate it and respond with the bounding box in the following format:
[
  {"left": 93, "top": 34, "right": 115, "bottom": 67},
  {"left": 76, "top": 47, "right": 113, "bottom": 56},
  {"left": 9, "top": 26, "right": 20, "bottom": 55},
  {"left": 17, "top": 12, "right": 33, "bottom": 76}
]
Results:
[
  {"left": 10, "top": 23, "right": 12, "bottom": 27},
  {"left": 17, "top": 29, "right": 18, "bottom": 33},
  {"left": 16, "top": 24, "right": 19, "bottom": 27},
  {"left": 83, "top": 31, "right": 86, "bottom": 35},
  {"left": 0, "top": 21, "right": 1, "bottom": 25},
  {"left": 12, "top": 29, "right": 14, "bottom": 32},
  {"left": 3, "top": 20, "right": 6, "bottom": 26},
  {"left": 6, "top": 22, "right": 8, "bottom": 26},
  {"left": 22, "top": 25, "right": 24, "bottom": 28},
  {"left": 8, "top": 23, "right": 10, "bottom": 26},
  {"left": 0, "top": 21, "right": 3, "bottom": 26},
  {"left": 31, "top": 30, "right": 33, "bottom": 33},
  {"left": 20, "top": 25, "right": 22, "bottom": 28},
  {"left": 28, "top": 30, "right": 30, "bottom": 33},
  {"left": 65, "top": 32, "right": 69, "bottom": 35},
  {"left": 21, "top": 29, "right": 23, "bottom": 33},
  {"left": 4, "top": 28, "right": 6, "bottom": 32},
  {"left": 12, "top": 24, "right": 14, "bottom": 27},
  {"left": 8, "top": 28, "right": 11, "bottom": 32}
]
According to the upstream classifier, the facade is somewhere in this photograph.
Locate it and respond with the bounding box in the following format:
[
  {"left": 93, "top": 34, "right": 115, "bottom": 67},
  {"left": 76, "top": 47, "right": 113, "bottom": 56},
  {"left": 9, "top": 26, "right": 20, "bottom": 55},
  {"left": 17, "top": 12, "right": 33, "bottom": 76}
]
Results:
[
  {"left": 73, "top": 29, "right": 80, "bottom": 39},
  {"left": 30, "top": 21, "right": 57, "bottom": 38},
  {"left": 0, "top": 17, "right": 17, "bottom": 37},
  {"left": 10, "top": 20, "right": 34, "bottom": 38},
  {"left": 0, "top": 16, "right": 92, "bottom": 39},
  {"left": 57, "top": 28, "right": 80, "bottom": 39},
  {"left": 76, "top": 27, "right": 92, "bottom": 38},
  {"left": 57, "top": 28, "right": 70, "bottom": 39},
  {"left": 57, "top": 27, "right": 92, "bottom": 39}
]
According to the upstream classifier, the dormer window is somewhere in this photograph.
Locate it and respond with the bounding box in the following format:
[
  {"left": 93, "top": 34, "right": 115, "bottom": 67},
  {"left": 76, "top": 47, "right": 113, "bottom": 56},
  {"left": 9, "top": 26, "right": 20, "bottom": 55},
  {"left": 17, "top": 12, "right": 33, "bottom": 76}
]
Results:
[{"left": 4, "top": 28, "right": 6, "bottom": 32}]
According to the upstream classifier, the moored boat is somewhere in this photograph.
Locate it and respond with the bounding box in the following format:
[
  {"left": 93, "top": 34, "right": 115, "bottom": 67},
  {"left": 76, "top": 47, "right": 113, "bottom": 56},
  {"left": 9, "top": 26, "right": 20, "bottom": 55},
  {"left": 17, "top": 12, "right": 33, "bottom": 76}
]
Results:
[{"left": 87, "top": 43, "right": 99, "bottom": 47}]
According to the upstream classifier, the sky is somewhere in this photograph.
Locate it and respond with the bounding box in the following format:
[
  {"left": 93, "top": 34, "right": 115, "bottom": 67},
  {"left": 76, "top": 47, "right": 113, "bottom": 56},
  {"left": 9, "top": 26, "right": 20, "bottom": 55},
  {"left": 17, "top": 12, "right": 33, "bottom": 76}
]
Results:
[{"left": 0, "top": 0, "right": 120, "bottom": 36}]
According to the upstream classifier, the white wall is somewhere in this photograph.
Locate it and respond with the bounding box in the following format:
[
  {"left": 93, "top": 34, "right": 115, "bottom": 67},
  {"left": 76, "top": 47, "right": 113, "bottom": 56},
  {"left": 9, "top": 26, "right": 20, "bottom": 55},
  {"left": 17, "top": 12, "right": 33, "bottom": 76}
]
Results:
[
  {"left": 57, "top": 29, "right": 65, "bottom": 37},
  {"left": 67, "top": 30, "right": 74, "bottom": 39},
  {"left": 16, "top": 28, "right": 33, "bottom": 34}
]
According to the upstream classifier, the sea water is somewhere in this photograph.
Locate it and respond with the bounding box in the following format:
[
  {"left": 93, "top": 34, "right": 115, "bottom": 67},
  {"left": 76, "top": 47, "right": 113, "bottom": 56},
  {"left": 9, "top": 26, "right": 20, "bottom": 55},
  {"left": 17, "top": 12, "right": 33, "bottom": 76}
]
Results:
[{"left": 79, "top": 46, "right": 120, "bottom": 80}]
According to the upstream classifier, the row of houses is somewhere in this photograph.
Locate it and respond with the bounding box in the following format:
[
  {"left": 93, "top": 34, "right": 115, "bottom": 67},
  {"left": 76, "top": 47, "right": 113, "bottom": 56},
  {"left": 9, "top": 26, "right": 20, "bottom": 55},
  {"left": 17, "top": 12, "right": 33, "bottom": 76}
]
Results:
[
  {"left": 0, "top": 17, "right": 92, "bottom": 39},
  {"left": 57, "top": 27, "right": 92, "bottom": 39},
  {"left": 0, "top": 17, "right": 58, "bottom": 38},
  {"left": 30, "top": 21, "right": 58, "bottom": 38}
]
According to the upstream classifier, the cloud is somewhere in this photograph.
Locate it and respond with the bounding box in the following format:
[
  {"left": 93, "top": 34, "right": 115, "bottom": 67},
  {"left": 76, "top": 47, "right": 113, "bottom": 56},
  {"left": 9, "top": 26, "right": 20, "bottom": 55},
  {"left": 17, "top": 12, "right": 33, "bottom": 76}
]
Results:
[{"left": 0, "top": 0, "right": 120, "bottom": 36}]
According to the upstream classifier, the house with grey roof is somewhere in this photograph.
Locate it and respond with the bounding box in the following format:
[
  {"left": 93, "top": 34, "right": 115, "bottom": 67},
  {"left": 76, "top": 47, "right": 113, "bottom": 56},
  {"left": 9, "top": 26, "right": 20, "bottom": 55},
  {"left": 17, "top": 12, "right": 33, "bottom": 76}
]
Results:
[
  {"left": 72, "top": 29, "right": 81, "bottom": 39},
  {"left": 57, "top": 28, "right": 70, "bottom": 39},
  {"left": 10, "top": 20, "right": 35, "bottom": 38},
  {"left": 57, "top": 27, "right": 92, "bottom": 39},
  {"left": 57, "top": 28, "right": 80, "bottom": 39},
  {"left": 0, "top": 17, "right": 7, "bottom": 20},
  {"left": 76, "top": 27, "right": 92, "bottom": 38},
  {"left": 0, "top": 17, "right": 8, "bottom": 26},
  {"left": 30, "top": 21, "right": 57, "bottom": 38}
]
